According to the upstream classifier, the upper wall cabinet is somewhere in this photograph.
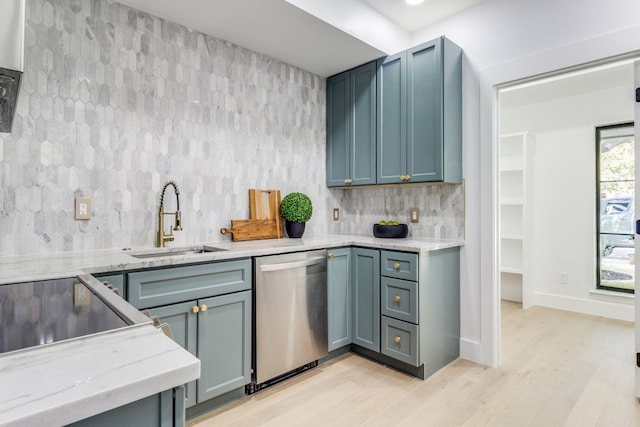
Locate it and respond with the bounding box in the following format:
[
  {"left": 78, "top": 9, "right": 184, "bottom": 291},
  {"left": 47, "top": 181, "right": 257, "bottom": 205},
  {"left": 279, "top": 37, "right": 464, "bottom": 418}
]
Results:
[
  {"left": 326, "top": 61, "right": 377, "bottom": 187},
  {"left": 378, "top": 37, "right": 462, "bottom": 184}
]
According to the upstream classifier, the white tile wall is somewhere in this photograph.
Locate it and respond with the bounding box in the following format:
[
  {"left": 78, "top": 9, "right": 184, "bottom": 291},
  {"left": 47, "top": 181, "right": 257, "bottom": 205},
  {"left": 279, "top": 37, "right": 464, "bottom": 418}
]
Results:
[{"left": 0, "top": 0, "right": 464, "bottom": 257}]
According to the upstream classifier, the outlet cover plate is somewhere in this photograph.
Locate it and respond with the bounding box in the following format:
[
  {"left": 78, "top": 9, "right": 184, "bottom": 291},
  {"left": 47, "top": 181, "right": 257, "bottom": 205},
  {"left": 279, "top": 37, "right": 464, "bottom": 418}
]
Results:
[
  {"left": 75, "top": 198, "right": 91, "bottom": 220},
  {"left": 410, "top": 208, "right": 419, "bottom": 223}
]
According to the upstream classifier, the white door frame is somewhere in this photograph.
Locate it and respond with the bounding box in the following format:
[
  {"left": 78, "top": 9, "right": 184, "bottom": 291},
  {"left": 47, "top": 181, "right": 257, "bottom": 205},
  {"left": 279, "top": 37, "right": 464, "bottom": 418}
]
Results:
[
  {"left": 481, "top": 26, "right": 640, "bottom": 369},
  {"left": 634, "top": 59, "right": 640, "bottom": 397}
]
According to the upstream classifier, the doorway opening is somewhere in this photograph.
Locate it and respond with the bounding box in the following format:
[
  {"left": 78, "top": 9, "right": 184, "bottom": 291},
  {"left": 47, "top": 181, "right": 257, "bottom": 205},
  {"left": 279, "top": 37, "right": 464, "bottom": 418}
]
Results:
[{"left": 498, "top": 58, "right": 635, "bottom": 309}]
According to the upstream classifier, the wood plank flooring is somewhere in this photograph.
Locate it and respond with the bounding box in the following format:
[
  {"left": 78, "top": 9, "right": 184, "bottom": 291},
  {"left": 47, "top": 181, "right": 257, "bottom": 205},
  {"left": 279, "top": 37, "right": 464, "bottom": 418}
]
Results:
[{"left": 188, "top": 301, "right": 640, "bottom": 426}]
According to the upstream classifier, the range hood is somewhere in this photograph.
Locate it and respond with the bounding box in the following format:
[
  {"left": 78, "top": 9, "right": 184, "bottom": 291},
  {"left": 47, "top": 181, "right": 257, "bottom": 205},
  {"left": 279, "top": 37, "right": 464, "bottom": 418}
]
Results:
[{"left": 0, "top": 0, "right": 25, "bottom": 133}]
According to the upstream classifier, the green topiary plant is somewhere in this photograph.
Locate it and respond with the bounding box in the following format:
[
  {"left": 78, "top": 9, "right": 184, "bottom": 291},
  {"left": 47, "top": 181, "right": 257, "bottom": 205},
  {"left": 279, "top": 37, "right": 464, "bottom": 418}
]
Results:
[{"left": 280, "top": 192, "right": 313, "bottom": 223}]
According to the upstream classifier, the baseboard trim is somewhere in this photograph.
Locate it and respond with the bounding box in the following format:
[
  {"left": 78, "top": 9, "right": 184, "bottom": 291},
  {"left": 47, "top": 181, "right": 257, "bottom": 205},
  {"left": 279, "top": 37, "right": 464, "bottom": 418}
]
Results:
[{"left": 533, "top": 291, "right": 633, "bottom": 322}]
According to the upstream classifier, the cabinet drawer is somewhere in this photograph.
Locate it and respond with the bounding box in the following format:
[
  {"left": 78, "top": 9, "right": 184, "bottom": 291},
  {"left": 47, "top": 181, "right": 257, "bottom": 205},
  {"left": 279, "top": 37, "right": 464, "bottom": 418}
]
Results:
[
  {"left": 381, "top": 316, "right": 419, "bottom": 367},
  {"left": 381, "top": 277, "right": 418, "bottom": 324},
  {"left": 128, "top": 259, "right": 251, "bottom": 309},
  {"left": 381, "top": 251, "right": 418, "bottom": 281}
]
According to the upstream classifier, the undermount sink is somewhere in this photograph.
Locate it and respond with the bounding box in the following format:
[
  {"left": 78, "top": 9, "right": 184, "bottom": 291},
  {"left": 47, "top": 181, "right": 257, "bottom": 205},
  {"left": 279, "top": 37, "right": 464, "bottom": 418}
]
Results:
[{"left": 127, "top": 245, "right": 227, "bottom": 259}]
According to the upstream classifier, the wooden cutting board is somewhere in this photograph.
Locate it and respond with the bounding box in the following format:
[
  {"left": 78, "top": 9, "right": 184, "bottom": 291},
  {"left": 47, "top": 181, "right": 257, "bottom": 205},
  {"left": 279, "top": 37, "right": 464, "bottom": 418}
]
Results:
[
  {"left": 220, "top": 219, "right": 280, "bottom": 241},
  {"left": 249, "top": 189, "right": 283, "bottom": 238},
  {"left": 219, "top": 189, "right": 283, "bottom": 241}
]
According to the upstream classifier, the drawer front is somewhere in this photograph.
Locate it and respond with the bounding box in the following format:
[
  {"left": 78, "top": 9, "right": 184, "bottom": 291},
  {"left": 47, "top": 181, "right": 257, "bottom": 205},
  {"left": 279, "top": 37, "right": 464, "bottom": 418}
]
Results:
[
  {"left": 381, "top": 277, "right": 418, "bottom": 324},
  {"left": 380, "top": 251, "right": 418, "bottom": 281},
  {"left": 128, "top": 259, "right": 251, "bottom": 309},
  {"left": 381, "top": 316, "right": 419, "bottom": 367}
]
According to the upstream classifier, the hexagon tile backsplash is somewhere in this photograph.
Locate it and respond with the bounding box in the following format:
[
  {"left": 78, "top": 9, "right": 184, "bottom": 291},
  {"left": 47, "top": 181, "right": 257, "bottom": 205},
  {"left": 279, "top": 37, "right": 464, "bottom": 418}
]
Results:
[{"left": 0, "top": 0, "right": 464, "bottom": 257}]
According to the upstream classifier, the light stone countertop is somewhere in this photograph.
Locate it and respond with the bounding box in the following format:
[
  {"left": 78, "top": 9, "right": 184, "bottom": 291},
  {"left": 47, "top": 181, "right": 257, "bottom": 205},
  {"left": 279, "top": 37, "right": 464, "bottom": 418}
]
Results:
[
  {"left": 0, "top": 234, "right": 464, "bottom": 284},
  {"left": 0, "top": 234, "right": 463, "bottom": 426},
  {"left": 0, "top": 273, "right": 201, "bottom": 427}
]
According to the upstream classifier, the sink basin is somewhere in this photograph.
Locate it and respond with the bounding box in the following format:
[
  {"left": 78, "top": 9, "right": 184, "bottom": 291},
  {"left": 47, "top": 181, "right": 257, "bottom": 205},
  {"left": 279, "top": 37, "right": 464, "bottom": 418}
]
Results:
[{"left": 127, "top": 245, "right": 227, "bottom": 259}]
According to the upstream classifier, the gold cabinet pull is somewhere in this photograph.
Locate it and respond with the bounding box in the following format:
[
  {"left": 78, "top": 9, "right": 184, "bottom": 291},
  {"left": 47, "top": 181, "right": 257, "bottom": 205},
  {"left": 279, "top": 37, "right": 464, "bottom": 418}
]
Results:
[
  {"left": 200, "top": 304, "right": 208, "bottom": 312},
  {"left": 328, "top": 253, "right": 335, "bottom": 259},
  {"left": 192, "top": 305, "right": 200, "bottom": 314},
  {"left": 393, "top": 295, "right": 401, "bottom": 303},
  {"left": 393, "top": 262, "right": 401, "bottom": 270},
  {"left": 394, "top": 336, "right": 401, "bottom": 343}
]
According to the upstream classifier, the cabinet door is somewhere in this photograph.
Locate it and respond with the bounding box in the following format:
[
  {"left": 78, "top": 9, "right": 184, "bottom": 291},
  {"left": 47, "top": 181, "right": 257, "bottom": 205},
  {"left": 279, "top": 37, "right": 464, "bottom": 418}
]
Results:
[
  {"left": 406, "top": 39, "right": 443, "bottom": 183},
  {"left": 351, "top": 248, "right": 380, "bottom": 352},
  {"left": 327, "top": 248, "right": 352, "bottom": 351},
  {"left": 197, "top": 291, "right": 251, "bottom": 403},
  {"left": 350, "top": 62, "right": 377, "bottom": 186},
  {"left": 377, "top": 52, "right": 406, "bottom": 184},
  {"left": 151, "top": 301, "right": 198, "bottom": 408},
  {"left": 326, "top": 70, "right": 351, "bottom": 187},
  {"left": 327, "top": 62, "right": 377, "bottom": 187}
]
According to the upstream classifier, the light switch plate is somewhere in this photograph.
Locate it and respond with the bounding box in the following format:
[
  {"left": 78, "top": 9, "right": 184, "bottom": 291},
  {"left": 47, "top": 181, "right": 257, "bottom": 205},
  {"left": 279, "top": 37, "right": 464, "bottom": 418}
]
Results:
[
  {"left": 410, "top": 208, "right": 419, "bottom": 223},
  {"left": 75, "top": 197, "right": 91, "bottom": 220},
  {"left": 333, "top": 208, "right": 340, "bottom": 221}
]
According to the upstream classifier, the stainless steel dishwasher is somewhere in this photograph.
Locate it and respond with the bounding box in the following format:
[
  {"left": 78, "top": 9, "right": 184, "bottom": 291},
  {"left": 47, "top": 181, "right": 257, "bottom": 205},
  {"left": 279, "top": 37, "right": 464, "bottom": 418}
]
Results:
[{"left": 252, "top": 249, "right": 328, "bottom": 389}]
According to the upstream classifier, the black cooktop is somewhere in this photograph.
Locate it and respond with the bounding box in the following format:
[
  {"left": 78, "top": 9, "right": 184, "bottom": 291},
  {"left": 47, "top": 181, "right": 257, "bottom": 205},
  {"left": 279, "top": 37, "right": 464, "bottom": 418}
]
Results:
[{"left": 0, "top": 277, "right": 129, "bottom": 354}]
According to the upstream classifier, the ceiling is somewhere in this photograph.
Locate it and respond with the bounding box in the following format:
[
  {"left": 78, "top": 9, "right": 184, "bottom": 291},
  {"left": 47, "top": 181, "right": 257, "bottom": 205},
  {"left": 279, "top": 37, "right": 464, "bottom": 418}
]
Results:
[
  {"left": 361, "top": 0, "right": 486, "bottom": 32},
  {"left": 115, "top": 0, "right": 485, "bottom": 77}
]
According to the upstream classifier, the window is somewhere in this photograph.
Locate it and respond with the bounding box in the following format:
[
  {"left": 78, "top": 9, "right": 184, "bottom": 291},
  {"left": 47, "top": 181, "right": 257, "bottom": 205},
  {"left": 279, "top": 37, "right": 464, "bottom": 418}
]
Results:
[{"left": 596, "top": 122, "right": 635, "bottom": 292}]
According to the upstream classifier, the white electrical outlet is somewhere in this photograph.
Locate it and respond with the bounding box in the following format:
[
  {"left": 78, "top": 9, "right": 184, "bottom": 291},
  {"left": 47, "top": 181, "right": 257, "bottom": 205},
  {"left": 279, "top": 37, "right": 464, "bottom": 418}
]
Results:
[
  {"left": 74, "top": 282, "right": 91, "bottom": 306},
  {"left": 559, "top": 272, "right": 568, "bottom": 284},
  {"left": 75, "top": 197, "right": 92, "bottom": 220}
]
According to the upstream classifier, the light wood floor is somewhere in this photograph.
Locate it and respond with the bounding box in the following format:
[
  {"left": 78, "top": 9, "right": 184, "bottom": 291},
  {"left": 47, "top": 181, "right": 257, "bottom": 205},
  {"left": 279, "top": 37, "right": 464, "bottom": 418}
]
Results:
[{"left": 189, "top": 301, "right": 640, "bottom": 426}]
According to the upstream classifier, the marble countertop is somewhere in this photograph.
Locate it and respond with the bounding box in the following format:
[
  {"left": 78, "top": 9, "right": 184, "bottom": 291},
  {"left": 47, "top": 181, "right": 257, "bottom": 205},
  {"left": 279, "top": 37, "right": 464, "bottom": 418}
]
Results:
[
  {"left": 0, "top": 233, "right": 462, "bottom": 425},
  {"left": 0, "top": 273, "right": 200, "bottom": 427},
  {"left": 0, "top": 234, "right": 464, "bottom": 284}
]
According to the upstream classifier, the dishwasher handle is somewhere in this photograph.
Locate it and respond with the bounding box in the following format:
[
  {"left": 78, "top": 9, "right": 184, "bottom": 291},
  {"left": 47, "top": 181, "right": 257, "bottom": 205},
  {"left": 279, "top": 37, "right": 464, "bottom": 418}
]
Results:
[{"left": 259, "top": 256, "right": 326, "bottom": 272}]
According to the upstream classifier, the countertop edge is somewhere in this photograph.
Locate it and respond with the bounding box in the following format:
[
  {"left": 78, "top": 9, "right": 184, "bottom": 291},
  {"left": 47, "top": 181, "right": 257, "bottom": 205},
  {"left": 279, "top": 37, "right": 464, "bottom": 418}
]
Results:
[{"left": 0, "top": 324, "right": 200, "bottom": 427}]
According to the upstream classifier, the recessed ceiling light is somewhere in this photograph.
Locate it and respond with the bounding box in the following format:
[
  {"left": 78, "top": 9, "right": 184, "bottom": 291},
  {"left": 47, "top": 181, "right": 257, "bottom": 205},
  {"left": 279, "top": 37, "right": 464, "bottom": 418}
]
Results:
[{"left": 405, "top": 0, "right": 425, "bottom": 5}]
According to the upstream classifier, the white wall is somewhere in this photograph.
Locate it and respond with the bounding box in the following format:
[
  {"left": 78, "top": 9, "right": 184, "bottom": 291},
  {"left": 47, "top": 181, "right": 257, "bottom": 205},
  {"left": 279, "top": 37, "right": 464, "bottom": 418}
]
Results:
[
  {"left": 501, "top": 83, "right": 634, "bottom": 321},
  {"left": 406, "top": 0, "right": 640, "bottom": 365}
]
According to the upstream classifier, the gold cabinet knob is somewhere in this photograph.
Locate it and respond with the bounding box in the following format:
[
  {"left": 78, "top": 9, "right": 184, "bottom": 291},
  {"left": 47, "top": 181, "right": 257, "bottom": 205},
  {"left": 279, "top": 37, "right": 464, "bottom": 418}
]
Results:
[
  {"left": 200, "top": 304, "right": 208, "bottom": 312},
  {"left": 393, "top": 262, "right": 401, "bottom": 270},
  {"left": 344, "top": 178, "right": 349, "bottom": 184},
  {"left": 328, "top": 253, "right": 335, "bottom": 259},
  {"left": 393, "top": 295, "right": 401, "bottom": 303},
  {"left": 394, "top": 336, "right": 401, "bottom": 343},
  {"left": 192, "top": 305, "right": 200, "bottom": 314},
  {"left": 348, "top": 179, "right": 353, "bottom": 184},
  {"left": 405, "top": 175, "right": 411, "bottom": 181}
]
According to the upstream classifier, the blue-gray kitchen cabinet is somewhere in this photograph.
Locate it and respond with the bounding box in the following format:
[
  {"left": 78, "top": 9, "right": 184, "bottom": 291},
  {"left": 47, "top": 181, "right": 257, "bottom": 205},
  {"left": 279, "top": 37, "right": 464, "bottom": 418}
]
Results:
[
  {"left": 69, "top": 387, "right": 185, "bottom": 427},
  {"left": 93, "top": 272, "right": 126, "bottom": 298},
  {"left": 127, "top": 260, "right": 252, "bottom": 410},
  {"left": 351, "top": 247, "right": 380, "bottom": 352},
  {"left": 326, "top": 61, "right": 377, "bottom": 187},
  {"left": 377, "top": 36, "right": 462, "bottom": 184},
  {"left": 327, "top": 247, "right": 352, "bottom": 351}
]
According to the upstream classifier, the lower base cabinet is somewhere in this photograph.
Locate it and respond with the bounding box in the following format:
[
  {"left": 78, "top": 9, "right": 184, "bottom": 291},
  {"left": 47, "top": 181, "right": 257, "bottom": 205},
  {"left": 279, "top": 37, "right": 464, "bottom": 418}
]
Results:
[
  {"left": 352, "top": 248, "right": 380, "bottom": 352},
  {"left": 327, "top": 246, "right": 460, "bottom": 380},
  {"left": 151, "top": 291, "right": 251, "bottom": 408},
  {"left": 127, "top": 260, "right": 252, "bottom": 409},
  {"left": 69, "top": 387, "right": 185, "bottom": 427}
]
